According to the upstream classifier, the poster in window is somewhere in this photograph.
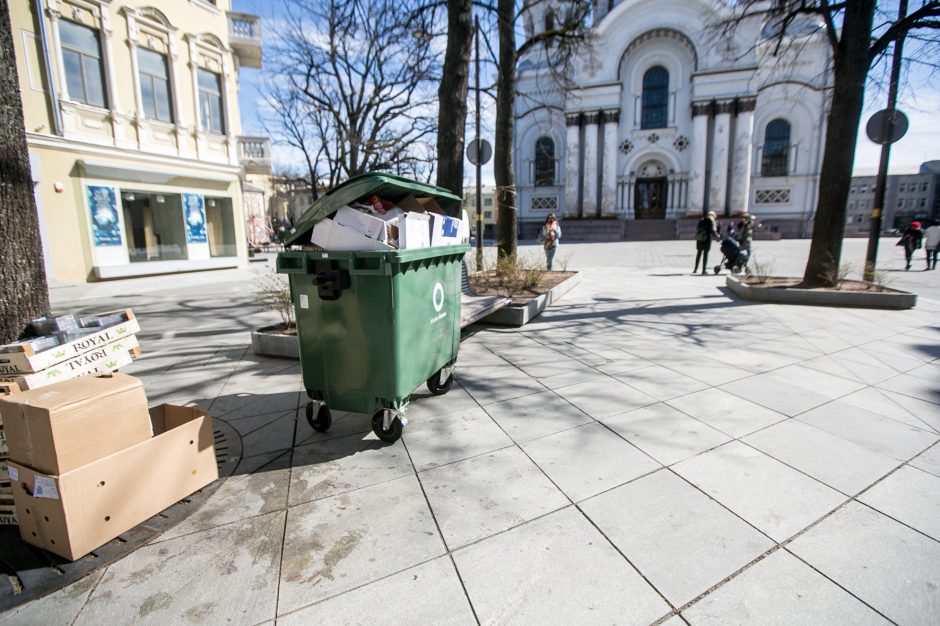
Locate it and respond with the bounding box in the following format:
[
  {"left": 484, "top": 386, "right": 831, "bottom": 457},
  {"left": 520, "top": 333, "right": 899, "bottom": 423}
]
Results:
[
  {"left": 87, "top": 185, "right": 122, "bottom": 246},
  {"left": 183, "top": 193, "right": 208, "bottom": 244}
]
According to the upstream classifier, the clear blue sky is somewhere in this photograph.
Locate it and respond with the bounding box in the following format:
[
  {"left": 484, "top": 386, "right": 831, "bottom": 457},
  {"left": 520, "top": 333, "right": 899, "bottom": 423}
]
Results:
[{"left": 232, "top": 0, "right": 939, "bottom": 178}]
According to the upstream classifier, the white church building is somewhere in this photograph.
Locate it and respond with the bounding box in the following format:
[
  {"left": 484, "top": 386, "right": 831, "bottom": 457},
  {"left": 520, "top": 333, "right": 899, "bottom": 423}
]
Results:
[{"left": 513, "top": 0, "right": 832, "bottom": 239}]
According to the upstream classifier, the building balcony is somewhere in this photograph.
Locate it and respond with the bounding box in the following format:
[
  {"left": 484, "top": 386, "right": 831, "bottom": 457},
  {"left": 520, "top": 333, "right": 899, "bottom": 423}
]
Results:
[
  {"left": 239, "top": 136, "right": 272, "bottom": 174},
  {"left": 228, "top": 12, "right": 262, "bottom": 69}
]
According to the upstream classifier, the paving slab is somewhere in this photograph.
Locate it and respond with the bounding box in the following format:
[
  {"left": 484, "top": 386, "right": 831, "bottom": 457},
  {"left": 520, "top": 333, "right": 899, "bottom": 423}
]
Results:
[
  {"left": 835, "top": 386, "right": 940, "bottom": 432},
  {"left": 277, "top": 557, "right": 475, "bottom": 626},
  {"left": 402, "top": 406, "right": 514, "bottom": 472},
  {"left": 420, "top": 446, "right": 568, "bottom": 549},
  {"left": 673, "top": 441, "right": 845, "bottom": 542},
  {"left": 720, "top": 364, "right": 867, "bottom": 417},
  {"left": 481, "top": 390, "right": 593, "bottom": 443},
  {"left": 612, "top": 365, "right": 710, "bottom": 401},
  {"left": 552, "top": 376, "right": 658, "bottom": 419},
  {"left": 0, "top": 571, "right": 103, "bottom": 626},
  {"left": 666, "top": 388, "right": 787, "bottom": 438},
  {"left": 601, "top": 403, "right": 731, "bottom": 466},
  {"left": 908, "top": 442, "right": 940, "bottom": 478},
  {"left": 74, "top": 511, "right": 285, "bottom": 625},
  {"left": 456, "top": 365, "right": 546, "bottom": 406},
  {"left": 521, "top": 422, "right": 662, "bottom": 502},
  {"left": 857, "top": 465, "right": 940, "bottom": 541},
  {"left": 681, "top": 550, "right": 890, "bottom": 625},
  {"left": 453, "top": 507, "right": 671, "bottom": 625},
  {"left": 788, "top": 502, "right": 940, "bottom": 625},
  {"left": 742, "top": 419, "right": 900, "bottom": 495},
  {"left": 278, "top": 476, "right": 444, "bottom": 614},
  {"left": 517, "top": 358, "right": 607, "bottom": 388},
  {"left": 580, "top": 469, "right": 773, "bottom": 608}
]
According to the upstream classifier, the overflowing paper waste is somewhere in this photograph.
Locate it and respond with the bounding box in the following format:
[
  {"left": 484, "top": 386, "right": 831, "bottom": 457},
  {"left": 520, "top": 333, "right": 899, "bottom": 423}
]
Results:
[{"left": 310, "top": 193, "right": 470, "bottom": 252}]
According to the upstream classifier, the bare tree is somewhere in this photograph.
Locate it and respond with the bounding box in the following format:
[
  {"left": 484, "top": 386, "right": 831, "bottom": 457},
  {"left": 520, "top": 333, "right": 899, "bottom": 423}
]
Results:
[
  {"left": 435, "top": 0, "right": 473, "bottom": 196},
  {"left": 725, "top": 0, "right": 940, "bottom": 287},
  {"left": 264, "top": 0, "right": 441, "bottom": 187},
  {"left": 0, "top": 0, "right": 49, "bottom": 343}
]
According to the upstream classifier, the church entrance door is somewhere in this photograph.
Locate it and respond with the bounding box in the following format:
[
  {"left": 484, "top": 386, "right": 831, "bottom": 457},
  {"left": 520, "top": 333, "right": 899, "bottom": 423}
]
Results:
[{"left": 634, "top": 177, "right": 667, "bottom": 219}]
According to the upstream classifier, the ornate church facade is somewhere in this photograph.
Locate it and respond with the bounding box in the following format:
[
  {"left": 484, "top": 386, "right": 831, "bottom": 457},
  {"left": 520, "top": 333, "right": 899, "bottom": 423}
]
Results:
[{"left": 513, "top": 0, "right": 832, "bottom": 238}]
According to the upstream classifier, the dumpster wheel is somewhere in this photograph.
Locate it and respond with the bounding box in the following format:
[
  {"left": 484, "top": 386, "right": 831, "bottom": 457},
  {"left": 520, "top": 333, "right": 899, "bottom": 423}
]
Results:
[
  {"left": 306, "top": 402, "right": 332, "bottom": 432},
  {"left": 372, "top": 409, "right": 404, "bottom": 443},
  {"left": 426, "top": 365, "right": 455, "bottom": 396}
]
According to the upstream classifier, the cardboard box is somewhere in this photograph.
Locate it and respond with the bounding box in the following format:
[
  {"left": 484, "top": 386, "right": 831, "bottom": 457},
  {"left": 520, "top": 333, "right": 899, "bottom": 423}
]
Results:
[
  {"left": 311, "top": 217, "right": 395, "bottom": 252},
  {"left": 0, "top": 336, "right": 139, "bottom": 390},
  {"left": 0, "top": 309, "right": 139, "bottom": 373},
  {"left": 397, "top": 211, "right": 431, "bottom": 249},
  {"left": 0, "top": 373, "right": 153, "bottom": 475},
  {"left": 429, "top": 212, "right": 464, "bottom": 247},
  {"left": 334, "top": 206, "right": 392, "bottom": 244},
  {"left": 396, "top": 194, "right": 444, "bottom": 215},
  {"left": 8, "top": 405, "right": 218, "bottom": 560}
]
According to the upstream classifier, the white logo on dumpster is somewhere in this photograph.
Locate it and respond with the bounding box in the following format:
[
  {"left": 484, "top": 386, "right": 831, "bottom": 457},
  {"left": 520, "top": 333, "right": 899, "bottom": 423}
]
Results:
[{"left": 431, "top": 282, "right": 447, "bottom": 324}]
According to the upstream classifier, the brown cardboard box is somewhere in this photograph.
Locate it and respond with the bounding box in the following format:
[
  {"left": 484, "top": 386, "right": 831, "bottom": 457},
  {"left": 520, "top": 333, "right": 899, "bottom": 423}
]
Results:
[
  {"left": 395, "top": 194, "right": 444, "bottom": 215},
  {"left": 0, "top": 373, "right": 152, "bottom": 475},
  {"left": 8, "top": 405, "right": 218, "bottom": 560}
]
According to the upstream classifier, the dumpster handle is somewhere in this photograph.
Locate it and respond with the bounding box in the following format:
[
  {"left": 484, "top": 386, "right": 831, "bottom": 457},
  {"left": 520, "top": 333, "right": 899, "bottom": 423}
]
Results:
[{"left": 349, "top": 254, "right": 389, "bottom": 276}]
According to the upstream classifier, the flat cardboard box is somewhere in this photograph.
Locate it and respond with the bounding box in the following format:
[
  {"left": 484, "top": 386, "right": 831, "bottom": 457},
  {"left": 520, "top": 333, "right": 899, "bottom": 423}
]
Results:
[
  {"left": 0, "top": 309, "right": 139, "bottom": 373},
  {"left": 8, "top": 405, "right": 218, "bottom": 560},
  {"left": 0, "top": 336, "right": 139, "bottom": 390},
  {"left": 334, "top": 206, "right": 391, "bottom": 244},
  {"left": 311, "top": 217, "right": 395, "bottom": 252},
  {"left": 397, "top": 211, "right": 431, "bottom": 249},
  {"left": 0, "top": 372, "right": 153, "bottom": 475},
  {"left": 429, "top": 212, "right": 464, "bottom": 247},
  {"left": 396, "top": 194, "right": 444, "bottom": 215}
]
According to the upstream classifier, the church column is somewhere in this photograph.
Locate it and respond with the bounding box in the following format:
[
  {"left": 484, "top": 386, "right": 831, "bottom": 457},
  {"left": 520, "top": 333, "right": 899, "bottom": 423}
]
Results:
[
  {"left": 582, "top": 112, "right": 600, "bottom": 216},
  {"left": 564, "top": 113, "right": 581, "bottom": 218},
  {"left": 729, "top": 97, "right": 756, "bottom": 215},
  {"left": 601, "top": 110, "right": 619, "bottom": 215},
  {"left": 710, "top": 100, "right": 733, "bottom": 215},
  {"left": 687, "top": 101, "right": 711, "bottom": 216}
]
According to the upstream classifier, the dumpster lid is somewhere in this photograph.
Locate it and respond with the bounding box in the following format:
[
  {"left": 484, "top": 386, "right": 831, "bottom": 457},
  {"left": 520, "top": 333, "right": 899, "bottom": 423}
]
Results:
[{"left": 283, "top": 172, "right": 463, "bottom": 246}]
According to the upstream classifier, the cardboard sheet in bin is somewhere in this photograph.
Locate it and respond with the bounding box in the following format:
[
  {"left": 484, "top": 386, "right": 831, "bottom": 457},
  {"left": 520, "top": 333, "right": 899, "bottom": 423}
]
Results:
[
  {"left": 284, "top": 172, "right": 462, "bottom": 246},
  {"left": 8, "top": 405, "right": 218, "bottom": 560}
]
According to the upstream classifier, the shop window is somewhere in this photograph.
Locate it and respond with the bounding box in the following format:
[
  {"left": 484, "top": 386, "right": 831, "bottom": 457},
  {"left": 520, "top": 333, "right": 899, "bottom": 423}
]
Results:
[
  {"left": 762, "top": 119, "right": 790, "bottom": 176},
  {"left": 60, "top": 19, "right": 107, "bottom": 108},
  {"left": 122, "top": 192, "right": 188, "bottom": 262},
  {"left": 198, "top": 68, "right": 225, "bottom": 134},
  {"left": 138, "top": 48, "right": 173, "bottom": 122},
  {"left": 641, "top": 66, "right": 668, "bottom": 129},
  {"left": 534, "top": 137, "right": 556, "bottom": 186},
  {"left": 205, "top": 197, "right": 237, "bottom": 257}
]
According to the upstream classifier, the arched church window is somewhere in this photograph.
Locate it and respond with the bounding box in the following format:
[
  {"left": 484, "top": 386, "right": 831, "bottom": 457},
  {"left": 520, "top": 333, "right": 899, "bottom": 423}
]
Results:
[
  {"left": 641, "top": 66, "right": 669, "bottom": 129},
  {"left": 534, "top": 137, "right": 555, "bottom": 186},
  {"left": 762, "top": 118, "right": 791, "bottom": 176}
]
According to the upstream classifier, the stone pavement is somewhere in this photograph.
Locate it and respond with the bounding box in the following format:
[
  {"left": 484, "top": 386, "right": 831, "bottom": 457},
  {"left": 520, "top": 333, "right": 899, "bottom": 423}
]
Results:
[{"left": 2, "top": 238, "right": 939, "bottom": 625}]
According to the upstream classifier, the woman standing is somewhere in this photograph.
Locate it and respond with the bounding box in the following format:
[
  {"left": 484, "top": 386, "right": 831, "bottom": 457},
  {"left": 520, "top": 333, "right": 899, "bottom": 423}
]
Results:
[
  {"left": 538, "top": 213, "right": 562, "bottom": 270},
  {"left": 693, "top": 211, "right": 720, "bottom": 275}
]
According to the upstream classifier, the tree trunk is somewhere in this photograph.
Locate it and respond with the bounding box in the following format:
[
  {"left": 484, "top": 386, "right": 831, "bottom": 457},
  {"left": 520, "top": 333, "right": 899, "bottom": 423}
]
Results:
[
  {"left": 0, "top": 0, "right": 49, "bottom": 344},
  {"left": 435, "top": 0, "right": 472, "bottom": 197},
  {"left": 802, "top": 0, "right": 876, "bottom": 287},
  {"left": 494, "top": 0, "right": 517, "bottom": 260}
]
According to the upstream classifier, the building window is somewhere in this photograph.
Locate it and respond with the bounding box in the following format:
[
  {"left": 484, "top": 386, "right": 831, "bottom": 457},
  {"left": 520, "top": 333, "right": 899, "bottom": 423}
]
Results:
[
  {"left": 897, "top": 199, "right": 904, "bottom": 208},
  {"left": 484, "top": 211, "right": 492, "bottom": 219},
  {"left": 899, "top": 183, "right": 907, "bottom": 193},
  {"left": 534, "top": 137, "right": 556, "bottom": 186},
  {"left": 920, "top": 198, "right": 927, "bottom": 208},
  {"left": 138, "top": 48, "right": 173, "bottom": 122},
  {"left": 483, "top": 198, "right": 493, "bottom": 206},
  {"left": 761, "top": 119, "right": 791, "bottom": 177},
  {"left": 641, "top": 66, "right": 669, "bottom": 129},
  {"left": 60, "top": 19, "right": 107, "bottom": 108},
  {"left": 921, "top": 182, "right": 929, "bottom": 192},
  {"left": 197, "top": 68, "right": 225, "bottom": 134},
  {"left": 850, "top": 186, "right": 857, "bottom": 194}
]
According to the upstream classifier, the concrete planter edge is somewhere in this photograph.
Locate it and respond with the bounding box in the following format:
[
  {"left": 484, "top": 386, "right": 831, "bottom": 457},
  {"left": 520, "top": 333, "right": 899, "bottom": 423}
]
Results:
[
  {"left": 482, "top": 272, "right": 582, "bottom": 327},
  {"left": 250, "top": 325, "right": 300, "bottom": 359},
  {"left": 726, "top": 276, "right": 916, "bottom": 310}
]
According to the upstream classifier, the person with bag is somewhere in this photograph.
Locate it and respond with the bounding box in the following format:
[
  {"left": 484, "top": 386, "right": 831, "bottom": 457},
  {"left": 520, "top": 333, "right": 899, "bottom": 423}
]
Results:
[
  {"left": 922, "top": 220, "right": 940, "bottom": 270},
  {"left": 693, "top": 211, "right": 720, "bottom": 275},
  {"left": 537, "top": 213, "right": 562, "bottom": 270},
  {"left": 898, "top": 221, "right": 923, "bottom": 270}
]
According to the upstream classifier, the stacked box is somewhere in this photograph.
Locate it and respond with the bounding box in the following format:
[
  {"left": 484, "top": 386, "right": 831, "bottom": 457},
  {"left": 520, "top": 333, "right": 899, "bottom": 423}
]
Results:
[
  {"left": 0, "top": 383, "right": 18, "bottom": 524},
  {"left": 0, "top": 309, "right": 141, "bottom": 390}
]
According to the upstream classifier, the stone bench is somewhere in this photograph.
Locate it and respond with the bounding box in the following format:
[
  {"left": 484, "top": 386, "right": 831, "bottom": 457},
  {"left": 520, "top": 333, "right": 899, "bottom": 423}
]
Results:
[{"left": 460, "top": 261, "right": 510, "bottom": 328}]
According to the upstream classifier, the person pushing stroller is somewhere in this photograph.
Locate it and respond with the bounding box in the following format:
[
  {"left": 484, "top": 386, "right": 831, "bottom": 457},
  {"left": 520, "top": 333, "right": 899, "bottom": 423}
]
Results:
[{"left": 713, "top": 214, "right": 755, "bottom": 274}]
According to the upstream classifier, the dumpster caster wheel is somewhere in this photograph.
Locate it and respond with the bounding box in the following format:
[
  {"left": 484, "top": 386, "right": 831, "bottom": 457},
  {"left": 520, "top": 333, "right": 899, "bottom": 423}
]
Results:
[
  {"left": 426, "top": 368, "right": 454, "bottom": 395},
  {"left": 306, "top": 402, "right": 332, "bottom": 432},
  {"left": 372, "top": 410, "right": 403, "bottom": 443}
]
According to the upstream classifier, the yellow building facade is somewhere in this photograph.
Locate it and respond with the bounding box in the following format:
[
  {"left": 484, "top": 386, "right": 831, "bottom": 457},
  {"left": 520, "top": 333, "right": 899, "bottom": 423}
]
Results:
[{"left": 10, "top": 0, "right": 268, "bottom": 282}]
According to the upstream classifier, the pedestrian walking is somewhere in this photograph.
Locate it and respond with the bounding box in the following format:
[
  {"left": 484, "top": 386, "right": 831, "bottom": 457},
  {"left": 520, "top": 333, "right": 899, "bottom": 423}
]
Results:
[
  {"left": 923, "top": 219, "right": 940, "bottom": 270},
  {"left": 898, "top": 221, "right": 923, "bottom": 270},
  {"left": 736, "top": 214, "right": 756, "bottom": 254},
  {"left": 537, "top": 213, "right": 562, "bottom": 270},
  {"left": 693, "top": 211, "right": 720, "bottom": 275}
]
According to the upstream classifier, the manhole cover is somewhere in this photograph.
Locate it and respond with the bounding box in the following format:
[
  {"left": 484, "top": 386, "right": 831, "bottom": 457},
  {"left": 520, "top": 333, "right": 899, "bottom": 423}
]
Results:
[{"left": 0, "top": 418, "right": 242, "bottom": 611}]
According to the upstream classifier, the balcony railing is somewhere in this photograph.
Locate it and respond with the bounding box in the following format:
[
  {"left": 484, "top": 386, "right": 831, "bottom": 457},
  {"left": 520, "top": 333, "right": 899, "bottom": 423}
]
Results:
[
  {"left": 238, "top": 136, "right": 272, "bottom": 174},
  {"left": 228, "top": 12, "right": 262, "bottom": 69}
]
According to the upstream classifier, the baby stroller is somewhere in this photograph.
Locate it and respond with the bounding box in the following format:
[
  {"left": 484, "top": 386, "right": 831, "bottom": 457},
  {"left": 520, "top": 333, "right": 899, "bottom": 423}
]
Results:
[{"left": 714, "top": 235, "right": 749, "bottom": 274}]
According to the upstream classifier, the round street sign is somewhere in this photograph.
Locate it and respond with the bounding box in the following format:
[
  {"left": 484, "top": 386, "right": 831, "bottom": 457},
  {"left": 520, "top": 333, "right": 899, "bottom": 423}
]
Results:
[
  {"left": 467, "top": 138, "right": 492, "bottom": 165},
  {"left": 866, "top": 109, "right": 909, "bottom": 145}
]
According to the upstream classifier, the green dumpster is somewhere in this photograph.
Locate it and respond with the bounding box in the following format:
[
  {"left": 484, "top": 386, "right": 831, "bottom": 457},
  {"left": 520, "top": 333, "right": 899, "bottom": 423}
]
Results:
[{"left": 277, "top": 173, "right": 470, "bottom": 442}]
